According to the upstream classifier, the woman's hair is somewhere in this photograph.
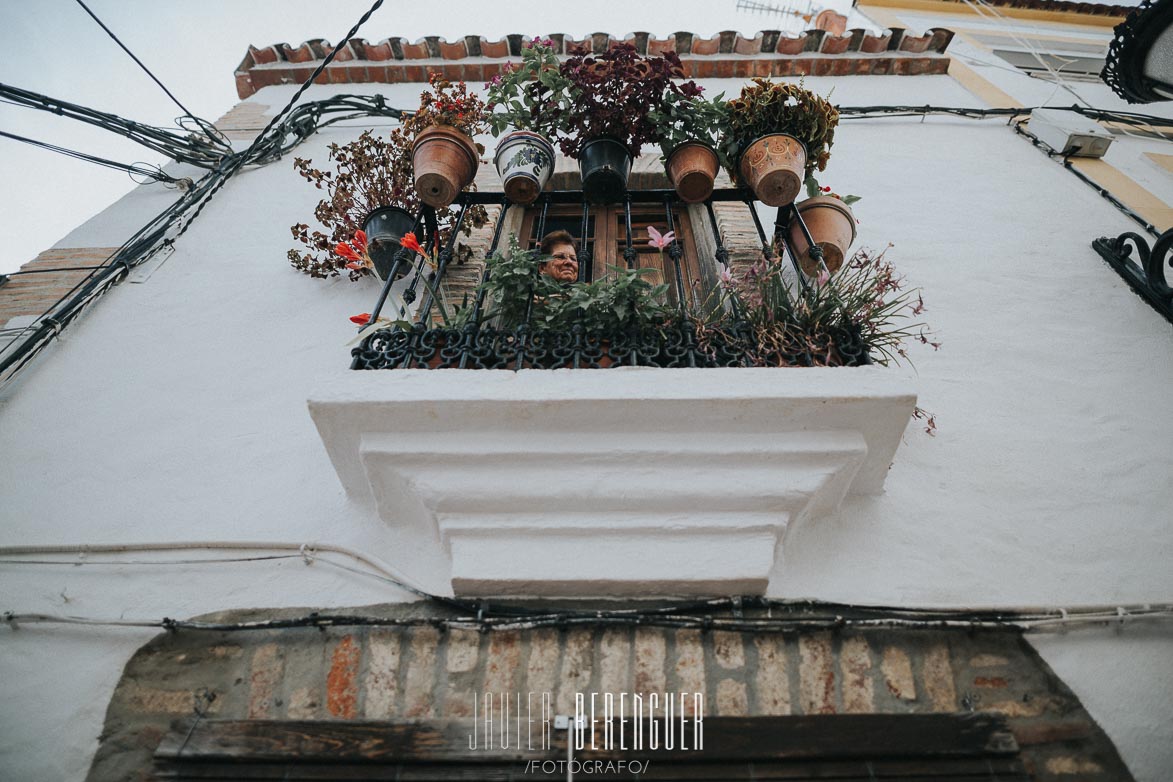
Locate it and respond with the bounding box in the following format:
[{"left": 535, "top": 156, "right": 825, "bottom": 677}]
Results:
[{"left": 539, "top": 229, "right": 576, "bottom": 255}]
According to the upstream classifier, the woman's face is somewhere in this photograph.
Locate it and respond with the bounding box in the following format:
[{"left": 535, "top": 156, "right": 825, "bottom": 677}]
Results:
[{"left": 542, "top": 242, "right": 579, "bottom": 283}]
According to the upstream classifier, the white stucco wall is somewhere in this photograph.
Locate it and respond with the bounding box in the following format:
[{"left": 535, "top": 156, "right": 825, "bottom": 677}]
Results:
[{"left": 1, "top": 66, "right": 1171, "bottom": 780}]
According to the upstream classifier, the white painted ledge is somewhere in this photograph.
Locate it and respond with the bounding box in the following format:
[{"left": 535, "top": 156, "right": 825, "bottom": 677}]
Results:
[{"left": 308, "top": 367, "right": 916, "bottom": 597}]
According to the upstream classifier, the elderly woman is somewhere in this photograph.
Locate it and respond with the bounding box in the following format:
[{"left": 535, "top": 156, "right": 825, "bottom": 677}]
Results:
[{"left": 537, "top": 229, "right": 580, "bottom": 283}]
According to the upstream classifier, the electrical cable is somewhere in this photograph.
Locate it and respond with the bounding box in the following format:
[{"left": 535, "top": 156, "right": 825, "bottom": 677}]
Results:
[
  {"left": 0, "top": 128, "right": 180, "bottom": 183},
  {"left": 72, "top": 0, "right": 199, "bottom": 122},
  {"left": 0, "top": 0, "right": 391, "bottom": 389},
  {"left": 2, "top": 540, "right": 1171, "bottom": 633},
  {"left": 1, "top": 78, "right": 1168, "bottom": 391},
  {"left": 0, "top": 82, "right": 232, "bottom": 166},
  {"left": 1, "top": 266, "right": 108, "bottom": 276},
  {"left": 167, "top": 0, "right": 387, "bottom": 244},
  {"left": 4, "top": 605, "right": 1171, "bottom": 635},
  {"left": 1012, "top": 120, "right": 1161, "bottom": 237}
]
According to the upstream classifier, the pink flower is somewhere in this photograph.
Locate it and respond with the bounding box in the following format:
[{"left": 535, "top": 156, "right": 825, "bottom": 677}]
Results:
[
  {"left": 718, "top": 267, "right": 734, "bottom": 287},
  {"left": 816, "top": 269, "right": 830, "bottom": 286},
  {"left": 647, "top": 226, "right": 675, "bottom": 250}
]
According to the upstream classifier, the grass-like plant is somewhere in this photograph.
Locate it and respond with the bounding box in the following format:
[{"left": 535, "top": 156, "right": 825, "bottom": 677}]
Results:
[{"left": 699, "top": 246, "right": 937, "bottom": 367}]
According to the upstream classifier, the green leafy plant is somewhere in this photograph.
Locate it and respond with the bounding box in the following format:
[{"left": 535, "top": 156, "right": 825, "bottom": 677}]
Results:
[
  {"left": 804, "top": 175, "right": 861, "bottom": 205},
  {"left": 477, "top": 235, "right": 675, "bottom": 332},
  {"left": 558, "top": 43, "right": 701, "bottom": 159},
  {"left": 721, "top": 78, "right": 840, "bottom": 180},
  {"left": 484, "top": 38, "right": 576, "bottom": 138},
  {"left": 648, "top": 90, "right": 731, "bottom": 166}
]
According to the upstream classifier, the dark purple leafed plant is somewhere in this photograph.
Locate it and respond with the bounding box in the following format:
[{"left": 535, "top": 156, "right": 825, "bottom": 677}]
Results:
[{"left": 558, "top": 43, "right": 703, "bottom": 159}]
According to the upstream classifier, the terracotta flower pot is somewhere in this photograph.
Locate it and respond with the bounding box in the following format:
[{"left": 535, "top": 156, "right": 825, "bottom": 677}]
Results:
[
  {"left": 412, "top": 125, "right": 480, "bottom": 208},
  {"left": 738, "top": 133, "right": 807, "bottom": 207},
  {"left": 666, "top": 142, "right": 720, "bottom": 203},
  {"left": 787, "top": 195, "right": 857, "bottom": 276},
  {"left": 493, "top": 130, "right": 555, "bottom": 205}
]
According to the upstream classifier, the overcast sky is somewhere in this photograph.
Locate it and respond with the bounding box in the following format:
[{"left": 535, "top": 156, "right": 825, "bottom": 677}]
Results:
[{"left": 0, "top": 0, "right": 883, "bottom": 275}]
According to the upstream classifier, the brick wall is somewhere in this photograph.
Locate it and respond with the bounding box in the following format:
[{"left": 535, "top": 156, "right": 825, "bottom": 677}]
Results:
[
  {"left": 87, "top": 605, "right": 1132, "bottom": 781},
  {"left": 0, "top": 247, "right": 121, "bottom": 329}
]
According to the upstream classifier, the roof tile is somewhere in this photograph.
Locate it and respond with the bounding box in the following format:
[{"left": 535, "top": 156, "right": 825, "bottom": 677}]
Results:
[{"left": 233, "top": 27, "right": 962, "bottom": 98}]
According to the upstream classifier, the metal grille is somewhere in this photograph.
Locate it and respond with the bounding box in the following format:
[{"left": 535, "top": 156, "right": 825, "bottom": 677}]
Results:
[{"left": 350, "top": 188, "right": 871, "bottom": 371}]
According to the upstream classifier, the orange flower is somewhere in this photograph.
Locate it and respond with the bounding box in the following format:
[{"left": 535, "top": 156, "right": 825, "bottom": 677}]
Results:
[
  {"left": 335, "top": 242, "right": 360, "bottom": 261},
  {"left": 399, "top": 232, "right": 423, "bottom": 254},
  {"left": 353, "top": 230, "right": 368, "bottom": 252}
]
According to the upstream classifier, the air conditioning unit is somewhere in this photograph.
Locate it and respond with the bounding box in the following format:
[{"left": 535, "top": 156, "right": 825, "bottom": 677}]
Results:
[{"left": 1029, "top": 108, "right": 1114, "bottom": 158}]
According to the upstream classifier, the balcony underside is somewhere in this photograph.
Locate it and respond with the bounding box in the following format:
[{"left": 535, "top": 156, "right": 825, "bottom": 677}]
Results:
[{"left": 309, "top": 367, "right": 916, "bottom": 597}]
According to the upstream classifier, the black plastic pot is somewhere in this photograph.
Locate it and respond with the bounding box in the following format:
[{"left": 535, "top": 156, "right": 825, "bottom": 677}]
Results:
[
  {"left": 579, "top": 138, "right": 632, "bottom": 204},
  {"left": 362, "top": 206, "right": 416, "bottom": 280}
]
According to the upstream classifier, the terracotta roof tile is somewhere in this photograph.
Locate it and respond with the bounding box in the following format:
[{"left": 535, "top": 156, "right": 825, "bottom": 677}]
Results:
[
  {"left": 775, "top": 33, "right": 808, "bottom": 55},
  {"left": 479, "top": 37, "right": 510, "bottom": 58},
  {"left": 820, "top": 33, "right": 852, "bottom": 54},
  {"left": 734, "top": 33, "right": 764, "bottom": 55},
  {"left": 400, "top": 38, "right": 430, "bottom": 59},
  {"left": 860, "top": 31, "right": 892, "bottom": 54},
  {"left": 233, "top": 27, "right": 959, "bottom": 98},
  {"left": 689, "top": 33, "right": 721, "bottom": 55},
  {"left": 647, "top": 35, "right": 677, "bottom": 55}
]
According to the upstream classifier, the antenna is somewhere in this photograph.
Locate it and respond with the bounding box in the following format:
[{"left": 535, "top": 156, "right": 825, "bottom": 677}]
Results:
[{"left": 735, "top": 0, "right": 816, "bottom": 21}]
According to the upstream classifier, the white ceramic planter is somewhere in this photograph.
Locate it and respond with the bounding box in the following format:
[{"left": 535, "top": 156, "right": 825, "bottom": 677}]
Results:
[{"left": 493, "top": 130, "right": 555, "bottom": 205}]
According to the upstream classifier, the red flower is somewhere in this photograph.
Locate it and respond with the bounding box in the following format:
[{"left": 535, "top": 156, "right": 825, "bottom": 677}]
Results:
[
  {"left": 353, "top": 230, "right": 368, "bottom": 252},
  {"left": 399, "top": 232, "right": 423, "bottom": 254},
  {"left": 335, "top": 242, "right": 360, "bottom": 261},
  {"left": 349, "top": 313, "right": 371, "bottom": 326}
]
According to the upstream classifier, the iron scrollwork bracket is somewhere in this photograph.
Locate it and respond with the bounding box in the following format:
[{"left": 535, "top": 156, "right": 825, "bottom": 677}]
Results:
[{"left": 1091, "top": 230, "right": 1173, "bottom": 324}]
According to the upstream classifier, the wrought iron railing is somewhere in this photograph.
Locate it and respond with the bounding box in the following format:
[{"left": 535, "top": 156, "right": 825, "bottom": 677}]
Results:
[{"left": 350, "top": 188, "right": 872, "bottom": 370}]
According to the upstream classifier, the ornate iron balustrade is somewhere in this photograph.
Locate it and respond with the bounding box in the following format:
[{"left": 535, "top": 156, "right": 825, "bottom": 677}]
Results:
[
  {"left": 350, "top": 188, "right": 872, "bottom": 370},
  {"left": 1092, "top": 230, "right": 1173, "bottom": 324}
]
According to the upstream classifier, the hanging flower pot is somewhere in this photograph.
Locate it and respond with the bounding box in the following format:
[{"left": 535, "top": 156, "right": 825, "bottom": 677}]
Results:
[
  {"left": 739, "top": 133, "right": 807, "bottom": 207},
  {"left": 493, "top": 130, "right": 555, "bottom": 205},
  {"left": 362, "top": 206, "right": 416, "bottom": 280},
  {"left": 578, "top": 138, "right": 633, "bottom": 204},
  {"left": 412, "top": 125, "right": 480, "bottom": 208},
  {"left": 665, "top": 142, "right": 720, "bottom": 203},
  {"left": 787, "top": 195, "right": 857, "bottom": 277}
]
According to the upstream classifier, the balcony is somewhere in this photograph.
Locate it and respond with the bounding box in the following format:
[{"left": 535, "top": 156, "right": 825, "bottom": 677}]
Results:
[{"left": 309, "top": 188, "right": 918, "bottom": 597}]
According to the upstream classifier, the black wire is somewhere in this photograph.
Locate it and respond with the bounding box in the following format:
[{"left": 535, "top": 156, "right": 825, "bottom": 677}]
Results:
[
  {"left": 5, "top": 603, "right": 1169, "bottom": 634},
  {"left": 72, "top": 0, "right": 198, "bottom": 121},
  {"left": 0, "top": 82, "right": 232, "bottom": 166},
  {"left": 1, "top": 266, "right": 108, "bottom": 276},
  {"left": 0, "top": 129, "right": 179, "bottom": 183},
  {"left": 170, "top": 0, "right": 387, "bottom": 243},
  {"left": 1, "top": 91, "right": 1169, "bottom": 387},
  {"left": 0, "top": 0, "right": 388, "bottom": 387}
]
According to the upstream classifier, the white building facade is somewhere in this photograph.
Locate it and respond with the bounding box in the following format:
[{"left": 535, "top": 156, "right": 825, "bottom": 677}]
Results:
[{"left": 2, "top": 2, "right": 1171, "bottom": 780}]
